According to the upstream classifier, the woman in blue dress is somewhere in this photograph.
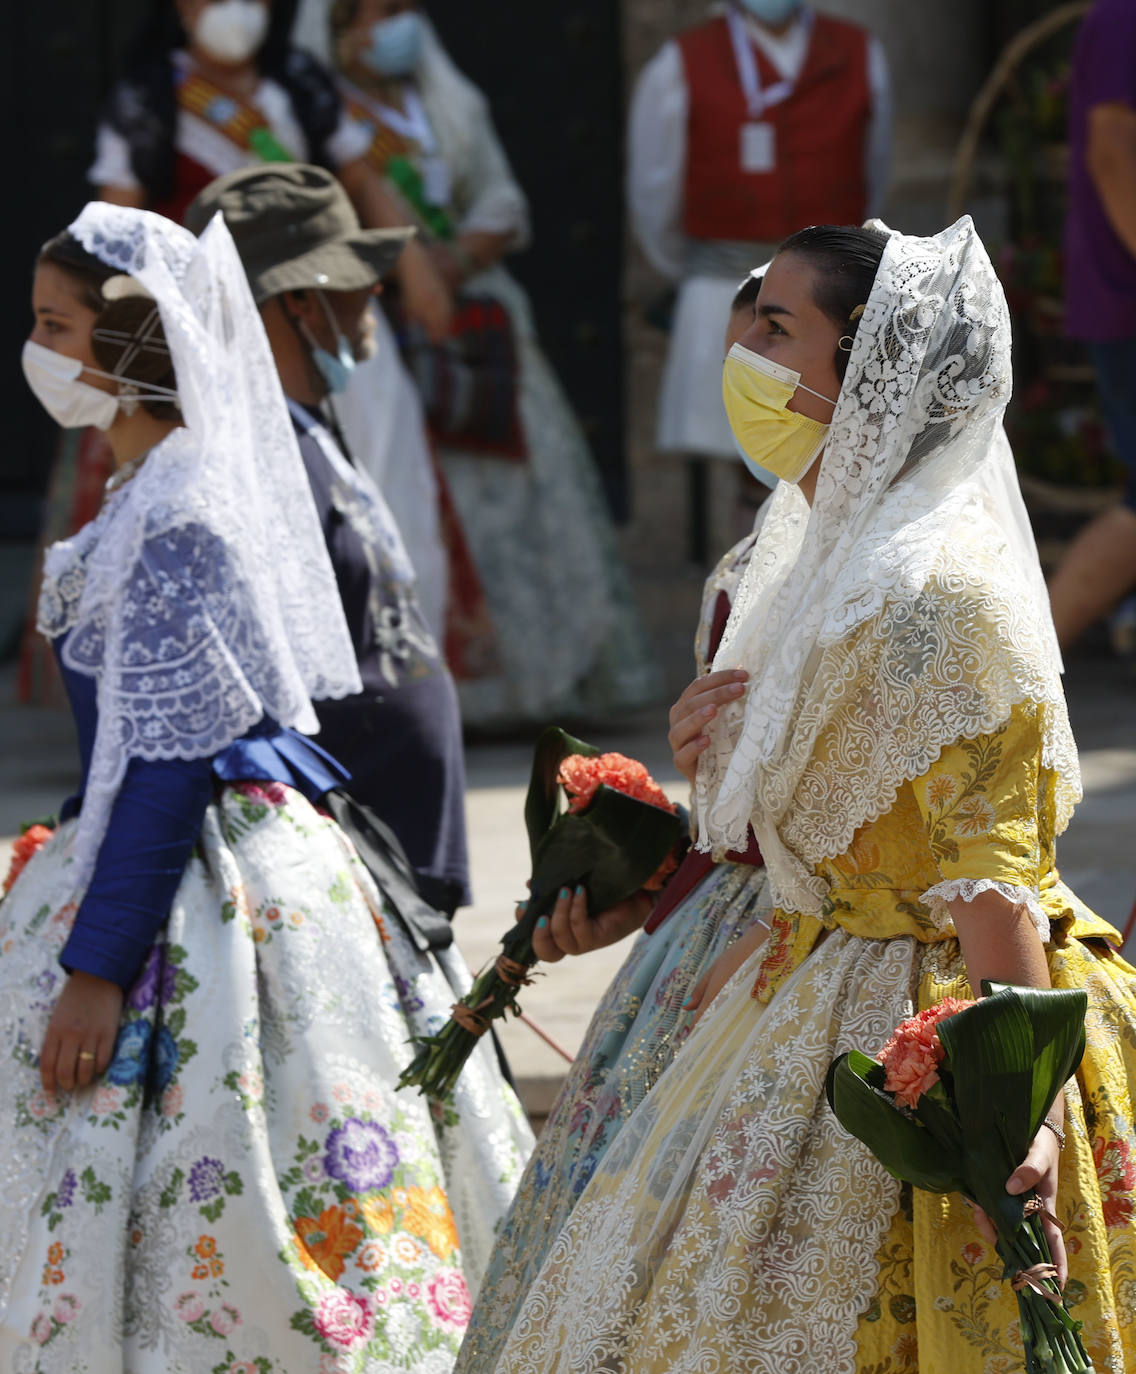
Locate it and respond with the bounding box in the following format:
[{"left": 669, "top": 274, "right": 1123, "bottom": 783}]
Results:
[{"left": 1, "top": 201, "right": 529, "bottom": 1373}]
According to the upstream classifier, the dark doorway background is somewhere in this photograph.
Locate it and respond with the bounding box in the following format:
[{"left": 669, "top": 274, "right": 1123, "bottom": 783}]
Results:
[{"left": 1, "top": 0, "right": 627, "bottom": 535}]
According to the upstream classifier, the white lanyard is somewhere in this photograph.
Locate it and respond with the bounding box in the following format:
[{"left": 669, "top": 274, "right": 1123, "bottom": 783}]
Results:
[
  {"left": 374, "top": 87, "right": 437, "bottom": 155},
  {"left": 725, "top": 4, "right": 814, "bottom": 120}
]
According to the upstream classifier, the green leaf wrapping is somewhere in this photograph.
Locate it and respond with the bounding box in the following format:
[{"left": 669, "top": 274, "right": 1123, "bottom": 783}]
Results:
[
  {"left": 936, "top": 983, "right": 1087, "bottom": 1245},
  {"left": 523, "top": 726, "right": 599, "bottom": 856},
  {"left": 504, "top": 784, "right": 684, "bottom": 962},
  {"left": 825, "top": 1052, "right": 968, "bottom": 1195}
]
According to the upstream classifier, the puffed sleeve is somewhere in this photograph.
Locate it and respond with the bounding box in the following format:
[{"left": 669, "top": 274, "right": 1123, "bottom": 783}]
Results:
[
  {"left": 60, "top": 754, "right": 214, "bottom": 988},
  {"left": 910, "top": 704, "right": 1050, "bottom": 941},
  {"left": 626, "top": 40, "right": 688, "bottom": 282}
]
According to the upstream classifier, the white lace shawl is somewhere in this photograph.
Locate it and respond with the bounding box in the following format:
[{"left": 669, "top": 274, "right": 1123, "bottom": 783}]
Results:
[
  {"left": 694, "top": 216, "right": 1079, "bottom": 916},
  {"left": 37, "top": 204, "right": 361, "bottom": 894}
]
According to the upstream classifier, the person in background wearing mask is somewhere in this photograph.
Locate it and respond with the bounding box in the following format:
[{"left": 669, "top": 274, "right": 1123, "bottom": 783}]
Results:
[
  {"left": 628, "top": 0, "right": 891, "bottom": 562},
  {"left": 17, "top": 0, "right": 455, "bottom": 705},
  {"left": 186, "top": 162, "right": 472, "bottom": 921},
  {"left": 302, "top": 0, "right": 661, "bottom": 728},
  {"left": 1047, "top": 0, "right": 1136, "bottom": 650}
]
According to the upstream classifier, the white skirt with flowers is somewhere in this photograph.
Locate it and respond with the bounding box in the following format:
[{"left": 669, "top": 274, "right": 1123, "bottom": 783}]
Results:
[{"left": 0, "top": 781, "right": 532, "bottom": 1373}]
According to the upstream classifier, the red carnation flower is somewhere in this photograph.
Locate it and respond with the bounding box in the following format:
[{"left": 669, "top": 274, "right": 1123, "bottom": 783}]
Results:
[{"left": 3, "top": 824, "right": 55, "bottom": 896}]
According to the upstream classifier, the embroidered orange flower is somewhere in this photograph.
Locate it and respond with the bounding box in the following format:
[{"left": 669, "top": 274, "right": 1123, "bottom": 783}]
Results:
[
  {"left": 42, "top": 1267, "right": 65, "bottom": 1286},
  {"left": 1092, "top": 1136, "right": 1136, "bottom": 1228},
  {"left": 361, "top": 1194, "right": 395, "bottom": 1236},
  {"left": 193, "top": 1235, "right": 217, "bottom": 1260},
  {"left": 401, "top": 1186, "right": 460, "bottom": 1260},
  {"left": 47, "top": 1243, "right": 64, "bottom": 1267},
  {"left": 926, "top": 775, "right": 959, "bottom": 808},
  {"left": 192, "top": 1263, "right": 209, "bottom": 1280},
  {"left": 294, "top": 1205, "right": 364, "bottom": 1281}
]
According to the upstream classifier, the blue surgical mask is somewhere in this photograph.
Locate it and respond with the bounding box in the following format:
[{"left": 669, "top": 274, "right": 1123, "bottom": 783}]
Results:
[
  {"left": 732, "top": 431, "right": 779, "bottom": 489},
  {"left": 737, "top": 0, "right": 802, "bottom": 25},
  {"left": 302, "top": 292, "right": 357, "bottom": 396},
  {"left": 359, "top": 11, "right": 423, "bottom": 78}
]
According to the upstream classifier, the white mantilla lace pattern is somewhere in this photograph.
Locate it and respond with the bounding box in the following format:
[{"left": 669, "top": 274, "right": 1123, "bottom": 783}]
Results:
[
  {"left": 694, "top": 217, "right": 1078, "bottom": 915},
  {"left": 37, "top": 204, "right": 361, "bottom": 892}
]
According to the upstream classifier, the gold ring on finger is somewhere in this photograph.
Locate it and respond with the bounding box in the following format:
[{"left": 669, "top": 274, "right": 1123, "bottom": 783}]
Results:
[{"left": 77, "top": 1050, "right": 97, "bottom": 1061}]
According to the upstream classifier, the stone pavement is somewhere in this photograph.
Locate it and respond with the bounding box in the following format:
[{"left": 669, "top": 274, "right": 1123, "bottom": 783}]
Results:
[{"left": 1, "top": 655, "right": 1133, "bottom": 1120}]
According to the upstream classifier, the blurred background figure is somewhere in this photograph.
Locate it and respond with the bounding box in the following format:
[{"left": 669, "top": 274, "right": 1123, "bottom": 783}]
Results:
[
  {"left": 307, "top": 0, "right": 660, "bottom": 728},
  {"left": 20, "top": 0, "right": 455, "bottom": 700},
  {"left": 1047, "top": 0, "right": 1136, "bottom": 651},
  {"left": 628, "top": 0, "right": 890, "bottom": 560}
]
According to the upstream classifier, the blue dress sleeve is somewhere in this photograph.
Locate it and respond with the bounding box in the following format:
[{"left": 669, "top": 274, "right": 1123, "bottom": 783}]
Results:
[{"left": 60, "top": 754, "right": 214, "bottom": 989}]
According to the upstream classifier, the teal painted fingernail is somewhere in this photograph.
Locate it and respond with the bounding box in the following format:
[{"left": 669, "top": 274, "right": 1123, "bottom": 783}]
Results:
[
  {"left": 559, "top": 887, "right": 571, "bottom": 900},
  {"left": 537, "top": 917, "right": 549, "bottom": 929},
  {"left": 681, "top": 998, "right": 693, "bottom": 1009},
  {"left": 575, "top": 884, "right": 585, "bottom": 896}
]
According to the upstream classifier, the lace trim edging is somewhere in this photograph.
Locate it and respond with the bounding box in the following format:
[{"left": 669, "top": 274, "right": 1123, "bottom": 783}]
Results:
[{"left": 920, "top": 878, "right": 1050, "bottom": 943}]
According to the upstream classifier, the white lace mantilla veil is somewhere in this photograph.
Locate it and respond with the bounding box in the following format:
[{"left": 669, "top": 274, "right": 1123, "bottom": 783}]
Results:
[
  {"left": 36, "top": 203, "right": 362, "bottom": 893},
  {"left": 694, "top": 215, "right": 1078, "bottom": 916}
]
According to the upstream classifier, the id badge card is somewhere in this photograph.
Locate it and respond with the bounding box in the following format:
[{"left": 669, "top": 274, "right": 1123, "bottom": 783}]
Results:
[{"left": 740, "top": 121, "right": 776, "bottom": 174}]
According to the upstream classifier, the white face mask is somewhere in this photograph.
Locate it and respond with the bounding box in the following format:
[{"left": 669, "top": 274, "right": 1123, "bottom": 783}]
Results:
[
  {"left": 22, "top": 340, "right": 181, "bottom": 431},
  {"left": 22, "top": 341, "right": 121, "bottom": 431},
  {"left": 193, "top": 0, "right": 269, "bottom": 65}
]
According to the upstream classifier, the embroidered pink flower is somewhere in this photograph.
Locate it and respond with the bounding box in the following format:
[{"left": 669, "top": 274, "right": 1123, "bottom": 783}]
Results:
[
  {"left": 961, "top": 1241, "right": 984, "bottom": 1267},
  {"left": 876, "top": 998, "right": 975, "bottom": 1109},
  {"left": 174, "top": 1291, "right": 204, "bottom": 1323},
  {"left": 310, "top": 1102, "right": 329, "bottom": 1123},
  {"left": 228, "top": 1364, "right": 258, "bottom": 1374},
  {"left": 30, "top": 1313, "right": 53, "bottom": 1345},
  {"left": 426, "top": 1268, "right": 472, "bottom": 1334},
  {"left": 52, "top": 1293, "right": 81, "bottom": 1324},
  {"left": 237, "top": 780, "right": 290, "bottom": 807},
  {"left": 209, "top": 1304, "right": 241, "bottom": 1336},
  {"left": 27, "top": 1090, "right": 59, "bottom": 1120},
  {"left": 91, "top": 1085, "right": 123, "bottom": 1117},
  {"left": 162, "top": 1082, "right": 184, "bottom": 1117},
  {"left": 312, "top": 1290, "right": 373, "bottom": 1351}
]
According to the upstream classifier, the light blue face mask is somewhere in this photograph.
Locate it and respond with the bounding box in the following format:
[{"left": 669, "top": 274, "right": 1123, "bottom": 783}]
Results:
[
  {"left": 359, "top": 11, "right": 423, "bottom": 78},
  {"left": 737, "top": 0, "right": 802, "bottom": 25},
  {"left": 303, "top": 293, "right": 357, "bottom": 396},
  {"left": 732, "top": 432, "right": 779, "bottom": 489}
]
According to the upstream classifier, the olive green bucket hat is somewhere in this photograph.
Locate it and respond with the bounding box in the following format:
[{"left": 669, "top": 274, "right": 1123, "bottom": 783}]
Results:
[{"left": 185, "top": 163, "right": 413, "bottom": 303}]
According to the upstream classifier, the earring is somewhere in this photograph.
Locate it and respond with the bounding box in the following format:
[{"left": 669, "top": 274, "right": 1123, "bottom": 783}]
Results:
[
  {"left": 118, "top": 382, "right": 139, "bottom": 416},
  {"left": 837, "top": 336, "right": 855, "bottom": 352}
]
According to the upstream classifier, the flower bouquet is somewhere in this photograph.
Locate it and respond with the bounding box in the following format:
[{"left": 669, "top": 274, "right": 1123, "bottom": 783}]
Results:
[
  {"left": 399, "top": 727, "right": 686, "bottom": 1100},
  {"left": 826, "top": 983, "right": 1092, "bottom": 1374}
]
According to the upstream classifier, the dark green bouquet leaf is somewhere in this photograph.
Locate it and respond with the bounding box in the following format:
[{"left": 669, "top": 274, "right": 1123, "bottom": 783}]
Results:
[
  {"left": 828, "top": 986, "right": 1093, "bottom": 1373},
  {"left": 401, "top": 727, "right": 686, "bottom": 1101}
]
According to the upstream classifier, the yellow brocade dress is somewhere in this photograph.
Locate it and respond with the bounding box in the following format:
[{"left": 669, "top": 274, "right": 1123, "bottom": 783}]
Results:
[{"left": 493, "top": 703, "right": 1136, "bottom": 1374}]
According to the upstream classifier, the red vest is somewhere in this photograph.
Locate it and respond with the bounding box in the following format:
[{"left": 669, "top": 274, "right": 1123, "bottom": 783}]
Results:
[{"left": 678, "top": 12, "right": 871, "bottom": 243}]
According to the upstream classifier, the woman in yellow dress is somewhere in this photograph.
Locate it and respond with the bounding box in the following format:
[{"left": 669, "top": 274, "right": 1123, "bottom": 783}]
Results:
[{"left": 483, "top": 218, "right": 1136, "bottom": 1374}]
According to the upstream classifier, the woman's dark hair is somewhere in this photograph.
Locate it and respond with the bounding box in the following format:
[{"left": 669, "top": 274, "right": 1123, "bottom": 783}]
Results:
[
  {"left": 730, "top": 272, "right": 763, "bottom": 314},
  {"left": 778, "top": 225, "right": 888, "bottom": 379},
  {"left": 37, "top": 232, "right": 180, "bottom": 422}
]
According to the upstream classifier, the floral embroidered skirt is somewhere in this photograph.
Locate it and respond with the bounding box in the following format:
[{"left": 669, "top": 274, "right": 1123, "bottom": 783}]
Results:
[
  {"left": 456, "top": 862, "right": 770, "bottom": 1374},
  {"left": 0, "top": 783, "right": 532, "bottom": 1373},
  {"left": 487, "top": 928, "right": 1136, "bottom": 1374}
]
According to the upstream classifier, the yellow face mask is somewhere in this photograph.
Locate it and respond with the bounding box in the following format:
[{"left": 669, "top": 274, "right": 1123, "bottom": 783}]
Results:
[{"left": 722, "top": 343, "right": 837, "bottom": 485}]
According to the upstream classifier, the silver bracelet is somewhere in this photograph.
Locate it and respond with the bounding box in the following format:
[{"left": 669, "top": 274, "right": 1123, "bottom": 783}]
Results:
[{"left": 1042, "top": 1117, "right": 1066, "bottom": 1151}]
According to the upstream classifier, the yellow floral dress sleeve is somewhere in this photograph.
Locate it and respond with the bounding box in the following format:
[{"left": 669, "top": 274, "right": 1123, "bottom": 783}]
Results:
[{"left": 910, "top": 703, "right": 1051, "bottom": 941}]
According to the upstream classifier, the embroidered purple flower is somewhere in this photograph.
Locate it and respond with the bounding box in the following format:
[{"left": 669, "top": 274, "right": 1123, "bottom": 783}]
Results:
[
  {"left": 324, "top": 1119, "right": 399, "bottom": 1192},
  {"left": 187, "top": 1156, "right": 225, "bottom": 1203},
  {"left": 56, "top": 1169, "right": 77, "bottom": 1209},
  {"left": 127, "top": 948, "right": 178, "bottom": 1011}
]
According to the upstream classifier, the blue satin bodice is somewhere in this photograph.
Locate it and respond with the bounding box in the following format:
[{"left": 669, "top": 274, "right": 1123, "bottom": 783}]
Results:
[{"left": 55, "top": 639, "right": 348, "bottom": 988}]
